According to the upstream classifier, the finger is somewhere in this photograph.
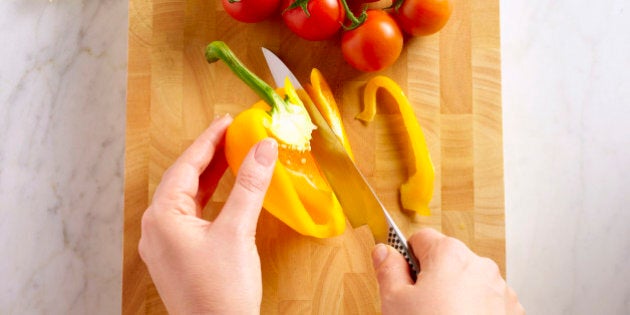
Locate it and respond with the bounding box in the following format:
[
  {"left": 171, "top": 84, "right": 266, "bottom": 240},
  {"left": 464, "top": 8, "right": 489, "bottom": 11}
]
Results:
[
  {"left": 153, "top": 115, "right": 232, "bottom": 214},
  {"left": 195, "top": 143, "right": 229, "bottom": 212},
  {"left": 178, "top": 114, "right": 233, "bottom": 175},
  {"left": 372, "top": 244, "right": 414, "bottom": 294},
  {"left": 215, "top": 138, "right": 278, "bottom": 236},
  {"left": 411, "top": 228, "right": 475, "bottom": 273},
  {"left": 407, "top": 228, "right": 446, "bottom": 268},
  {"left": 506, "top": 286, "right": 525, "bottom": 315}
]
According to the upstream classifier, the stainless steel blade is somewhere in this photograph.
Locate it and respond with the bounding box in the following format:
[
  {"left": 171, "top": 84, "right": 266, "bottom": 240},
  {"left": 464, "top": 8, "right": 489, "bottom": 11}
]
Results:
[{"left": 261, "top": 47, "right": 302, "bottom": 89}]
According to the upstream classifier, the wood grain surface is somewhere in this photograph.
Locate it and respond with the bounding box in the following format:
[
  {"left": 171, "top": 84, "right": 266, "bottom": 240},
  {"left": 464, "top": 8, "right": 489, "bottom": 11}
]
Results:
[{"left": 123, "top": 0, "right": 503, "bottom": 313}]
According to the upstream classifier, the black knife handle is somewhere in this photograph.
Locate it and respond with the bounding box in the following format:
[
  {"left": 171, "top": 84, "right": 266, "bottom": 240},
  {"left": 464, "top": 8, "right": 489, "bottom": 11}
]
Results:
[{"left": 387, "top": 227, "right": 421, "bottom": 281}]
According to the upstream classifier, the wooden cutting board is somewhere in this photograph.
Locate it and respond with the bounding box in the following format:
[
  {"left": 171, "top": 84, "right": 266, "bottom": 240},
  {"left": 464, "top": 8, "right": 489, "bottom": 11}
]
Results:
[{"left": 123, "top": 0, "right": 503, "bottom": 313}]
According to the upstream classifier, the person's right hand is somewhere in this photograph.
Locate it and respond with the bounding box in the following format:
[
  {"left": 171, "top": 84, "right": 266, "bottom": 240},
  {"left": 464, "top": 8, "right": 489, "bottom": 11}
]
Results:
[{"left": 372, "top": 228, "right": 525, "bottom": 315}]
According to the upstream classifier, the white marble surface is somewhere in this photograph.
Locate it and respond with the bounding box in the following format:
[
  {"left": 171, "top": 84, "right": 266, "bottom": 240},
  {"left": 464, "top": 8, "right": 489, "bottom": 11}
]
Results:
[
  {"left": 0, "top": 1, "right": 128, "bottom": 314},
  {"left": 502, "top": 0, "right": 630, "bottom": 314},
  {"left": 0, "top": 0, "right": 628, "bottom": 314}
]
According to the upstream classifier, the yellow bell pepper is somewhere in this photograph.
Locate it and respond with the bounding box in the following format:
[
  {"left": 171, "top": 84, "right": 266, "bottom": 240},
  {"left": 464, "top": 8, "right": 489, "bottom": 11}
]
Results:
[
  {"left": 206, "top": 41, "right": 346, "bottom": 238},
  {"left": 303, "top": 68, "right": 355, "bottom": 161},
  {"left": 357, "top": 76, "right": 435, "bottom": 216}
]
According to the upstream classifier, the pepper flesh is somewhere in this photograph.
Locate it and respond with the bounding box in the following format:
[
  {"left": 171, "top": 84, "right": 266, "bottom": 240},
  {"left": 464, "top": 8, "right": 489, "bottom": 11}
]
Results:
[
  {"left": 357, "top": 75, "right": 435, "bottom": 216},
  {"left": 303, "top": 68, "right": 355, "bottom": 160},
  {"left": 206, "top": 41, "right": 346, "bottom": 238}
]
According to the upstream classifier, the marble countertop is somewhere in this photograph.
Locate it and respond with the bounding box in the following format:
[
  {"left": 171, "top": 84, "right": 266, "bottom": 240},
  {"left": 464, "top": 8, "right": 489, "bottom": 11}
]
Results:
[{"left": 1, "top": 0, "right": 628, "bottom": 314}]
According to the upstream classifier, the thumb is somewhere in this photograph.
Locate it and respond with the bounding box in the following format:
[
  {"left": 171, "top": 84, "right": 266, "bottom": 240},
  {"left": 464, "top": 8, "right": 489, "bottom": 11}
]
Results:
[
  {"left": 372, "top": 244, "right": 414, "bottom": 294},
  {"left": 215, "top": 138, "right": 278, "bottom": 236}
]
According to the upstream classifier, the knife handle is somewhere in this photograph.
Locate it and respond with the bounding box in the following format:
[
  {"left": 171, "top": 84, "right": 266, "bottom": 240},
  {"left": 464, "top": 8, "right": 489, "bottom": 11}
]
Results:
[{"left": 387, "top": 227, "right": 421, "bottom": 281}]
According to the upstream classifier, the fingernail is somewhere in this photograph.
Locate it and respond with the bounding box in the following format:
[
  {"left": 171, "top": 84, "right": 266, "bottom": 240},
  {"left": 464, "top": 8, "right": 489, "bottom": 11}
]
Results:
[
  {"left": 254, "top": 138, "right": 278, "bottom": 167},
  {"left": 213, "top": 113, "right": 232, "bottom": 122},
  {"left": 372, "top": 243, "right": 389, "bottom": 267}
]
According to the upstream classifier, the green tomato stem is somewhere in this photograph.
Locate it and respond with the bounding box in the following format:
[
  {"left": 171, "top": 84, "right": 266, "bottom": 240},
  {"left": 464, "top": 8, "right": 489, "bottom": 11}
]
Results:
[
  {"left": 338, "top": 0, "right": 367, "bottom": 31},
  {"left": 390, "top": 0, "right": 404, "bottom": 10},
  {"left": 284, "top": 0, "right": 311, "bottom": 17}
]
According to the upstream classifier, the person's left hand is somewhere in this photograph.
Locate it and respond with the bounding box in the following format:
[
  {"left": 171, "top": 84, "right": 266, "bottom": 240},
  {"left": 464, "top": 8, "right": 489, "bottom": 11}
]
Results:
[{"left": 138, "top": 115, "right": 278, "bottom": 314}]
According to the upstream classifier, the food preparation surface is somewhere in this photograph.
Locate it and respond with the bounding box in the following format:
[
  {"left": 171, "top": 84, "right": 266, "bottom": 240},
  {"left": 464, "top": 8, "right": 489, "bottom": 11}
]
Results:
[{"left": 123, "top": 0, "right": 503, "bottom": 313}]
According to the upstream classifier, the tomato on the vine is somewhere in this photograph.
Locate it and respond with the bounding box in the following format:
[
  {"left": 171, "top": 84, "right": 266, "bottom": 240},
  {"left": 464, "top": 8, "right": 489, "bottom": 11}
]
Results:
[
  {"left": 341, "top": 10, "right": 403, "bottom": 72},
  {"left": 282, "top": 0, "right": 345, "bottom": 41},
  {"left": 392, "top": 0, "right": 453, "bottom": 36},
  {"left": 223, "top": 0, "right": 281, "bottom": 23}
]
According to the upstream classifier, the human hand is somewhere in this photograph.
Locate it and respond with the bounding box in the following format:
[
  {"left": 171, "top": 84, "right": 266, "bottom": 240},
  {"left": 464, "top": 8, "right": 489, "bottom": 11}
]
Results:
[
  {"left": 372, "top": 228, "right": 525, "bottom": 315},
  {"left": 138, "top": 115, "right": 278, "bottom": 314}
]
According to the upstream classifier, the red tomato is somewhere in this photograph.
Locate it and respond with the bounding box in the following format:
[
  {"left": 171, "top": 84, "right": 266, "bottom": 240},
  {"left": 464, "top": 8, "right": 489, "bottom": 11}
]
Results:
[
  {"left": 223, "top": 0, "right": 281, "bottom": 23},
  {"left": 341, "top": 10, "right": 403, "bottom": 72},
  {"left": 392, "top": 0, "right": 452, "bottom": 36},
  {"left": 282, "top": 0, "right": 345, "bottom": 41}
]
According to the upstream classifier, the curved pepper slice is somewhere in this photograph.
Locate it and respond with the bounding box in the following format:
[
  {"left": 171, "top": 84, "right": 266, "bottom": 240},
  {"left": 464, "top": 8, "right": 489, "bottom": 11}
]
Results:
[
  {"left": 206, "top": 41, "right": 346, "bottom": 238},
  {"left": 357, "top": 76, "right": 435, "bottom": 216},
  {"left": 303, "top": 68, "right": 355, "bottom": 161}
]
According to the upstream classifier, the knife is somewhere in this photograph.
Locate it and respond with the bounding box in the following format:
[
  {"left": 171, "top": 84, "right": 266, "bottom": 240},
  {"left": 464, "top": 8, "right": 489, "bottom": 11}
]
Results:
[{"left": 261, "top": 47, "right": 421, "bottom": 280}]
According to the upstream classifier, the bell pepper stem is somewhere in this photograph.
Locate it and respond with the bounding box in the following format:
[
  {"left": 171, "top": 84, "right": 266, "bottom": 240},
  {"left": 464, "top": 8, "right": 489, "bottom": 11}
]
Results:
[
  {"left": 206, "top": 41, "right": 316, "bottom": 152},
  {"left": 205, "top": 41, "right": 288, "bottom": 114}
]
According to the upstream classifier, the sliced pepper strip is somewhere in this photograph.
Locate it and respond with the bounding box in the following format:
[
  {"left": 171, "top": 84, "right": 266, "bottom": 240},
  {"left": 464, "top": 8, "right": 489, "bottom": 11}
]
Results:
[
  {"left": 303, "top": 68, "right": 355, "bottom": 161},
  {"left": 357, "top": 75, "right": 435, "bottom": 216},
  {"left": 206, "top": 41, "right": 346, "bottom": 238}
]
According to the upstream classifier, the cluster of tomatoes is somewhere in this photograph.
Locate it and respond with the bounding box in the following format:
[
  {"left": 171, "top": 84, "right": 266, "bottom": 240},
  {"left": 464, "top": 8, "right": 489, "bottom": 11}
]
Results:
[{"left": 222, "top": 0, "right": 452, "bottom": 72}]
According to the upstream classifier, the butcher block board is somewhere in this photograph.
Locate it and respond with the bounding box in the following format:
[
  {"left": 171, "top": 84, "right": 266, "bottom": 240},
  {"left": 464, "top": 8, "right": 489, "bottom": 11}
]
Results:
[{"left": 123, "top": 0, "right": 503, "bottom": 313}]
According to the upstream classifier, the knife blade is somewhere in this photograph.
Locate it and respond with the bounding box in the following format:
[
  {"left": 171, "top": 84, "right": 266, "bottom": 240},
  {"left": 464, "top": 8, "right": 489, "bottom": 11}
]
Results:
[{"left": 261, "top": 47, "right": 420, "bottom": 279}]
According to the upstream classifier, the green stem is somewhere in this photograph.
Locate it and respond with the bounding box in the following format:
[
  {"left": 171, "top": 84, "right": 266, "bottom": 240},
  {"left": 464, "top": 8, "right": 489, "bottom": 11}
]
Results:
[
  {"left": 284, "top": 0, "right": 311, "bottom": 17},
  {"left": 205, "top": 41, "right": 288, "bottom": 113},
  {"left": 390, "top": 0, "right": 404, "bottom": 10},
  {"left": 338, "top": 0, "right": 367, "bottom": 31}
]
